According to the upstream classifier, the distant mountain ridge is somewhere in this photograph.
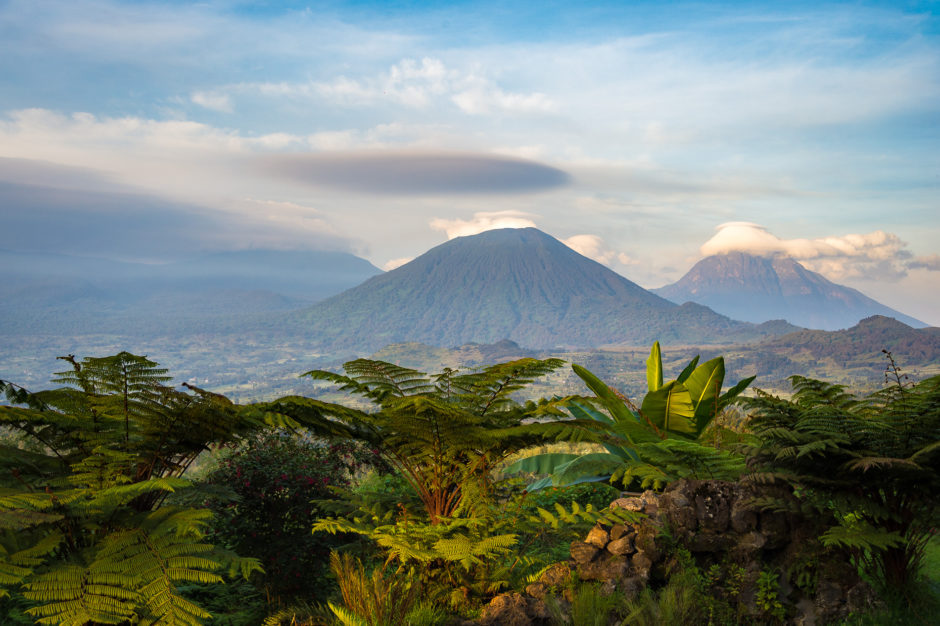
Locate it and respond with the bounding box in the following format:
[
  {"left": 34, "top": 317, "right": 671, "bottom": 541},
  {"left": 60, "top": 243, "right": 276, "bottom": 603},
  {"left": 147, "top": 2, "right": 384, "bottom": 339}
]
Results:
[
  {"left": 0, "top": 248, "right": 382, "bottom": 334},
  {"left": 654, "top": 251, "right": 924, "bottom": 330},
  {"left": 287, "top": 228, "right": 796, "bottom": 352}
]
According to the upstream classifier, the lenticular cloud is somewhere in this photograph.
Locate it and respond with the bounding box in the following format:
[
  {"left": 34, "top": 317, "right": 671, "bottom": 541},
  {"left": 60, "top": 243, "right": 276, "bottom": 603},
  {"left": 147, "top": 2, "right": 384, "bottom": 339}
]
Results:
[{"left": 700, "top": 222, "right": 914, "bottom": 280}]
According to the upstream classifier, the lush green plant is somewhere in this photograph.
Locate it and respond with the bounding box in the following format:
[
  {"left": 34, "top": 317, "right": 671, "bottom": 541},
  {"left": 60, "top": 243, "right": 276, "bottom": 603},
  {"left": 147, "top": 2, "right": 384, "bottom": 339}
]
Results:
[
  {"left": 0, "top": 352, "right": 263, "bottom": 625},
  {"left": 202, "top": 432, "right": 381, "bottom": 605},
  {"left": 327, "top": 551, "right": 424, "bottom": 626},
  {"left": 544, "top": 580, "right": 624, "bottom": 626},
  {"left": 743, "top": 367, "right": 940, "bottom": 590},
  {"left": 755, "top": 569, "right": 786, "bottom": 622},
  {"left": 517, "top": 482, "right": 622, "bottom": 514},
  {"left": 620, "top": 570, "right": 707, "bottom": 626},
  {"left": 505, "top": 342, "right": 754, "bottom": 489},
  {"left": 252, "top": 358, "right": 570, "bottom": 523}
]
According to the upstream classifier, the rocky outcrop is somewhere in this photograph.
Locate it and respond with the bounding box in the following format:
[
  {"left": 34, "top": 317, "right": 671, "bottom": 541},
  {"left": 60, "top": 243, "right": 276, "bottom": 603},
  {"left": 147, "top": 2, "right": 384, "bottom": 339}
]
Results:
[{"left": 476, "top": 479, "right": 875, "bottom": 625}]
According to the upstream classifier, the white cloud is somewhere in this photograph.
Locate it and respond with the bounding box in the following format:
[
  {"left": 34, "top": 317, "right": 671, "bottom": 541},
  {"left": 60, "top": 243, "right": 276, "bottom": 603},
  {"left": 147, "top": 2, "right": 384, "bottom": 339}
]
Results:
[
  {"left": 700, "top": 222, "right": 920, "bottom": 280},
  {"left": 562, "top": 234, "right": 637, "bottom": 267},
  {"left": 245, "top": 56, "right": 555, "bottom": 116},
  {"left": 191, "top": 91, "right": 233, "bottom": 113},
  {"left": 429, "top": 210, "right": 538, "bottom": 239},
  {"left": 382, "top": 256, "right": 413, "bottom": 271}
]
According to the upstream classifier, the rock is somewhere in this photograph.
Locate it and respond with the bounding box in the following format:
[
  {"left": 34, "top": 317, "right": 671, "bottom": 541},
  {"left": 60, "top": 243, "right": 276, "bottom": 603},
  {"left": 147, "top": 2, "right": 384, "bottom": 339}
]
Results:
[
  {"left": 730, "top": 497, "right": 758, "bottom": 533},
  {"left": 537, "top": 563, "right": 572, "bottom": 588},
  {"left": 634, "top": 525, "right": 661, "bottom": 561},
  {"left": 570, "top": 541, "right": 600, "bottom": 564},
  {"left": 579, "top": 554, "right": 629, "bottom": 581},
  {"left": 813, "top": 581, "right": 846, "bottom": 624},
  {"left": 525, "top": 582, "right": 548, "bottom": 599},
  {"left": 732, "top": 531, "right": 767, "bottom": 559},
  {"left": 631, "top": 552, "right": 653, "bottom": 580},
  {"left": 478, "top": 593, "right": 531, "bottom": 626},
  {"left": 639, "top": 490, "right": 660, "bottom": 516},
  {"left": 609, "top": 523, "right": 630, "bottom": 541},
  {"left": 694, "top": 492, "right": 730, "bottom": 533},
  {"left": 759, "top": 512, "right": 789, "bottom": 549},
  {"left": 689, "top": 532, "right": 737, "bottom": 553},
  {"left": 607, "top": 535, "right": 635, "bottom": 556},
  {"left": 537, "top": 563, "right": 571, "bottom": 588},
  {"left": 610, "top": 497, "right": 644, "bottom": 512},
  {"left": 845, "top": 581, "right": 876, "bottom": 615},
  {"left": 585, "top": 525, "right": 610, "bottom": 549}
]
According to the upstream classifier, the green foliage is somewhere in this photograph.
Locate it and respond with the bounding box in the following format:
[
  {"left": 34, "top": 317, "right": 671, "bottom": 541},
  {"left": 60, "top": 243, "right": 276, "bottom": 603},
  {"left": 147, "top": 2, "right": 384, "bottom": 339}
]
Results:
[
  {"left": 253, "top": 357, "right": 567, "bottom": 523},
  {"left": 754, "top": 569, "right": 786, "bottom": 622},
  {"left": 558, "top": 581, "right": 624, "bottom": 626},
  {"left": 202, "top": 432, "right": 380, "bottom": 605},
  {"left": 0, "top": 353, "right": 264, "bottom": 624},
  {"left": 743, "top": 367, "right": 940, "bottom": 589},
  {"left": 505, "top": 342, "right": 754, "bottom": 490},
  {"left": 328, "top": 551, "right": 423, "bottom": 626},
  {"left": 620, "top": 570, "right": 706, "bottom": 626}
]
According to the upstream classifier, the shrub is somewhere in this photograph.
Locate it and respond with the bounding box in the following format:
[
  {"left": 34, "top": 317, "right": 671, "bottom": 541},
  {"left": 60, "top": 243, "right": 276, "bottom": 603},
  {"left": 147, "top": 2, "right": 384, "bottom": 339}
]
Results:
[{"left": 203, "top": 431, "right": 380, "bottom": 604}]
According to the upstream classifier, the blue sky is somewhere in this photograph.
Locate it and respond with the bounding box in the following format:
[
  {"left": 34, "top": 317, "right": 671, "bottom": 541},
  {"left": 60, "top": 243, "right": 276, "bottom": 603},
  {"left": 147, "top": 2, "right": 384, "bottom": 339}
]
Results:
[{"left": 1, "top": 0, "right": 938, "bottom": 324}]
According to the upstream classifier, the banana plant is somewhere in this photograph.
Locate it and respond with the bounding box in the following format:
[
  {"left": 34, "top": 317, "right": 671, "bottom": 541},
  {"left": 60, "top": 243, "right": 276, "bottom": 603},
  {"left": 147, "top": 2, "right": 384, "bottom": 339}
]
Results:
[{"left": 504, "top": 342, "right": 754, "bottom": 489}]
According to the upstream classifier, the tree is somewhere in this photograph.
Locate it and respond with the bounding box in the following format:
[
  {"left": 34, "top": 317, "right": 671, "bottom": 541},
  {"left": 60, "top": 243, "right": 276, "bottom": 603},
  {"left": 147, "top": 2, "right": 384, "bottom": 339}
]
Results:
[
  {"left": 743, "top": 367, "right": 940, "bottom": 589},
  {"left": 0, "top": 352, "right": 262, "bottom": 625},
  {"left": 251, "top": 358, "right": 568, "bottom": 523}
]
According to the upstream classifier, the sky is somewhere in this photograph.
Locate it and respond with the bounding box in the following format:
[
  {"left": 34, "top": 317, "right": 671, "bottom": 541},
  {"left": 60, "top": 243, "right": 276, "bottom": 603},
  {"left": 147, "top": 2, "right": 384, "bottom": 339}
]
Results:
[{"left": 1, "top": 0, "right": 938, "bottom": 324}]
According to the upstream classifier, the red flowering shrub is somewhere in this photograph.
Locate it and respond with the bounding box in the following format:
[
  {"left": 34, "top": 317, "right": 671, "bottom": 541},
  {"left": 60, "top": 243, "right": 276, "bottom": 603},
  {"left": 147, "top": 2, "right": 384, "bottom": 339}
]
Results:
[{"left": 203, "top": 432, "right": 381, "bottom": 604}]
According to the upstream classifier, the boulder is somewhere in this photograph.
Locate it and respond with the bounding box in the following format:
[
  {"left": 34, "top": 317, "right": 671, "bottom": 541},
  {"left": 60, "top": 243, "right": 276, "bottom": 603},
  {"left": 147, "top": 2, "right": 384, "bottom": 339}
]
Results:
[{"left": 570, "top": 541, "right": 599, "bottom": 564}]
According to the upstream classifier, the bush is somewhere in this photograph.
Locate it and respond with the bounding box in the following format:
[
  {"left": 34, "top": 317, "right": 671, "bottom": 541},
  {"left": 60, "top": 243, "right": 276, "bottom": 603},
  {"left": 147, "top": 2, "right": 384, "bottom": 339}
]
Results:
[{"left": 203, "top": 431, "right": 381, "bottom": 604}]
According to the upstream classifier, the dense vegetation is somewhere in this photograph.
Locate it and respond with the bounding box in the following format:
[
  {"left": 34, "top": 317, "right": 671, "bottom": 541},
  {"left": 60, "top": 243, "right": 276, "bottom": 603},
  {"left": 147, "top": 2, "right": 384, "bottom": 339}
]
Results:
[{"left": 1, "top": 347, "right": 937, "bottom": 625}]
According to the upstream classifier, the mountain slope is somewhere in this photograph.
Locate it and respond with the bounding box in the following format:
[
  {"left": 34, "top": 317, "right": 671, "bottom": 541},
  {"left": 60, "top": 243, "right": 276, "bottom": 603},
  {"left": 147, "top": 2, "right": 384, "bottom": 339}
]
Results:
[
  {"left": 654, "top": 252, "right": 924, "bottom": 330},
  {"left": 289, "top": 228, "right": 788, "bottom": 352}
]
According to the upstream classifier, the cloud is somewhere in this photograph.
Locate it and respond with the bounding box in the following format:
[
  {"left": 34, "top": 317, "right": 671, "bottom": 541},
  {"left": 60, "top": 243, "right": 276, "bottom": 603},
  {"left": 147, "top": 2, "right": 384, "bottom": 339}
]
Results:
[
  {"left": 906, "top": 254, "right": 940, "bottom": 271},
  {"left": 382, "top": 257, "right": 413, "bottom": 271},
  {"left": 562, "top": 234, "right": 637, "bottom": 267},
  {"left": 191, "top": 91, "right": 233, "bottom": 113},
  {"left": 261, "top": 151, "right": 570, "bottom": 195},
  {"left": 246, "top": 56, "right": 555, "bottom": 116},
  {"left": 429, "top": 210, "right": 537, "bottom": 239},
  {"left": 0, "top": 160, "right": 353, "bottom": 260},
  {"left": 699, "top": 222, "right": 923, "bottom": 280}
]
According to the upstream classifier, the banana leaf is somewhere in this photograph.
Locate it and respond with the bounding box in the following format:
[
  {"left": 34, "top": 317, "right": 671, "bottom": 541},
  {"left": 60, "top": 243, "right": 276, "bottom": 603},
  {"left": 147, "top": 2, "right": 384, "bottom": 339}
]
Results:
[
  {"left": 646, "top": 342, "right": 663, "bottom": 392},
  {"left": 685, "top": 357, "right": 724, "bottom": 434},
  {"left": 640, "top": 380, "right": 696, "bottom": 436}
]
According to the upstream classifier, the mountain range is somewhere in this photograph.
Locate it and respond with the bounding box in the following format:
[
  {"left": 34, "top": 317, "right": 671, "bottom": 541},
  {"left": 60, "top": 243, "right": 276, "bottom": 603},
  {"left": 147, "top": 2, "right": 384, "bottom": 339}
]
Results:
[
  {"left": 286, "top": 228, "right": 795, "bottom": 352},
  {"left": 654, "top": 251, "right": 924, "bottom": 330},
  {"left": 0, "top": 248, "right": 381, "bottom": 334}
]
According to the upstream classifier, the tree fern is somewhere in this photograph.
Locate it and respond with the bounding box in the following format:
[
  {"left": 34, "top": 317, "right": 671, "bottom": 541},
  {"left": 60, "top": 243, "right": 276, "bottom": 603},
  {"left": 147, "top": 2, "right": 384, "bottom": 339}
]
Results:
[
  {"left": 0, "top": 354, "right": 265, "bottom": 623},
  {"left": 744, "top": 370, "right": 940, "bottom": 588}
]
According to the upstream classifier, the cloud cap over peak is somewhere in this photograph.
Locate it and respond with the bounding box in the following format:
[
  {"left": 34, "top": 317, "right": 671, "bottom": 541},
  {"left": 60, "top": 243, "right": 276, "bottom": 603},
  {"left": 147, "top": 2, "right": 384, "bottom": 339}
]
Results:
[
  {"left": 699, "top": 221, "right": 936, "bottom": 281},
  {"left": 260, "top": 151, "right": 570, "bottom": 195}
]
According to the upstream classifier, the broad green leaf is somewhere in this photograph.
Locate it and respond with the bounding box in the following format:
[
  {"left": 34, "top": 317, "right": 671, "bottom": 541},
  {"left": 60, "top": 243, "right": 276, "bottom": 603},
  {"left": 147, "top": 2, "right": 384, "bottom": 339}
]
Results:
[
  {"left": 553, "top": 453, "right": 623, "bottom": 485},
  {"left": 646, "top": 342, "right": 663, "bottom": 392},
  {"left": 571, "top": 364, "right": 637, "bottom": 425},
  {"left": 502, "top": 453, "right": 581, "bottom": 476},
  {"left": 566, "top": 400, "right": 613, "bottom": 425},
  {"left": 685, "top": 357, "right": 724, "bottom": 434},
  {"left": 640, "top": 381, "right": 695, "bottom": 435}
]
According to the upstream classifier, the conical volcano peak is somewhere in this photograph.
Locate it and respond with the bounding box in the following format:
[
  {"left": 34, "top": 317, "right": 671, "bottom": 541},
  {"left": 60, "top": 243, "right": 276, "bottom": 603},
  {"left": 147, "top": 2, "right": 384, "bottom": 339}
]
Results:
[
  {"left": 654, "top": 251, "right": 924, "bottom": 330},
  {"left": 288, "top": 227, "right": 776, "bottom": 352}
]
